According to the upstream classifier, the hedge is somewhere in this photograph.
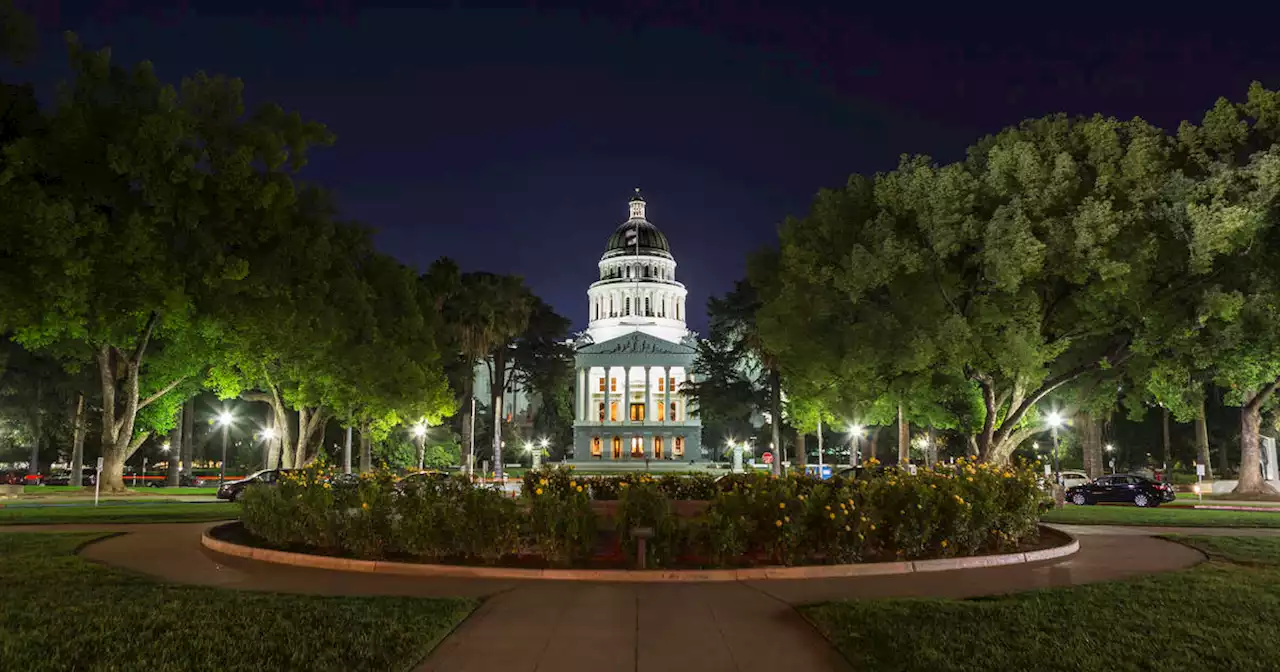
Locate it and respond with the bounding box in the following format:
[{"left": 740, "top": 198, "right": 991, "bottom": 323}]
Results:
[{"left": 240, "top": 458, "right": 1044, "bottom": 568}]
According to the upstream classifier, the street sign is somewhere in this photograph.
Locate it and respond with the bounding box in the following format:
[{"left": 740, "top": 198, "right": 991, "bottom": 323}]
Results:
[
  {"left": 1196, "top": 463, "right": 1206, "bottom": 477},
  {"left": 907, "top": 464, "right": 918, "bottom": 476},
  {"left": 96, "top": 457, "right": 104, "bottom": 471},
  {"left": 1043, "top": 464, "right": 1052, "bottom": 476},
  {"left": 762, "top": 452, "right": 774, "bottom": 465}
]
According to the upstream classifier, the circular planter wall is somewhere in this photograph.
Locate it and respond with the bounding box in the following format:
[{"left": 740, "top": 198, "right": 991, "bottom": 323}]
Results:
[{"left": 202, "top": 522, "right": 1078, "bottom": 582}]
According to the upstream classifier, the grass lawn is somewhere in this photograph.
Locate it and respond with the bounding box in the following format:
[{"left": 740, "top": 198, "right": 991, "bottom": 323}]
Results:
[
  {"left": 1040, "top": 503, "right": 1280, "bottom": 527},
  {"left": 0, "top": 532, "right": 475, "bottom": 671},
  {"left": 0, "top": 502, "right": 239, "bottom": 525},
  {"left": 803, "top": 535, "right": 1280, "bottom": 672}
]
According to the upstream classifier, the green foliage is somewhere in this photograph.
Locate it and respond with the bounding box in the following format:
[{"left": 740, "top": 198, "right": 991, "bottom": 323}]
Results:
[
  {"left": 526, "top": 473, "right": 596, "bottom": 565},
  {"left": 615, "top": 480, "right": 681, "bottom": 567}
]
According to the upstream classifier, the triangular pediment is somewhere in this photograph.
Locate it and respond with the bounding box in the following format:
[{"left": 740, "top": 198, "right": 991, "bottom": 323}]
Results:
[{"left": 577, "top": 330, "right": 696, "bottom": 356}]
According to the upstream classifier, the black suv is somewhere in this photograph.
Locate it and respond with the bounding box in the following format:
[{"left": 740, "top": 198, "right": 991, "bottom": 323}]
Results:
[{"left": 1066, "top": 474, "right": 1176, "bottom": 507}]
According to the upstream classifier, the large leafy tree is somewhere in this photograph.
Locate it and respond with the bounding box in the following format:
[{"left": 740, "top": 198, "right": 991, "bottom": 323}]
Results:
[
  {"left": 0, "top": 38, "right": 330, "bottom": 490},
  {"left": 509, "top": 298, "right": 574, "bottom": 455},
  {"left": 760, "top": 111, "right": 1226, "bottom": 464}
]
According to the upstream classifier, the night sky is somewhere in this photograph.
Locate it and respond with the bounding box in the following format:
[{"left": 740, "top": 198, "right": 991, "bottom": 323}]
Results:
[{"left": 9, "top": 2, "right": 1280, "bottom": 334}]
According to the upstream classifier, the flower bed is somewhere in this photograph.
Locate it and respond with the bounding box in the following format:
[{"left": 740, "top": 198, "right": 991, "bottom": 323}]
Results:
[{"left": 239, "top": 459, "right": 1045, "bottom": 569}]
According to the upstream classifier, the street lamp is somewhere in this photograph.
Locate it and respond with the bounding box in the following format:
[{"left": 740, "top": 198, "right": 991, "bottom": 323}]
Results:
[
  {"left": 412, "top": 423, "right": 427, "bottom": 471},
  {"left": 1105, "top": 443, "right": 1116, "bottom": 474},
  {"left": 216, "top": 411, "right": 234, "bottom": 487},
  {"left": 1046, "top": 412, "right": 1064, "bottom": 486},
  {"left": 849, "top": 424, "right": 865, "bottom": 466}
]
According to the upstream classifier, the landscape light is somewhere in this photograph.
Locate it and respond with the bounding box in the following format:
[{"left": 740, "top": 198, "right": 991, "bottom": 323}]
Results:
[
  {"left": 1105, "top": 443, "right": 1114, "bottom": 452},
  {"left": 412, "top": 424, "right": 427, "bottom": 438},
  {"left": 850, "top": 424, "right": 864, "bottom": 438},
  {"left": 217, "top": 412, "right": 233, "bottom": 426},
  {"left": 1046, "top": 412, "right": 1063, "bottom": 428},
  {"left": 539, "top": 438, "right": 549, "bottom": 448},
  {"left": 261, "top": 427, "right": 278, "bottom": 440},
  {"left": 524, "top": 441, "right": 534, "bottom": 453},
  {"left": 161, "top": 442, "right": 171, "bottom": 452}
]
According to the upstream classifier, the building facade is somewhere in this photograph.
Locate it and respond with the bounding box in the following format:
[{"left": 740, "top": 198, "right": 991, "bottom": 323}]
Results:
[{"left": 570, "top": 191, "right": 703, "bottom": 465}]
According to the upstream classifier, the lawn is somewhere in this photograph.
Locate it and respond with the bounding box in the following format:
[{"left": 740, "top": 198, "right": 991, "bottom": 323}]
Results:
[
  {"left": 0, "top": 532, "right": 476, "bottom": 671},
  {"left": 803, "top": 535, "right": 1280, "bottom": 672},
  {"left": 0, "top": 502, "right": 239, "bottom": 525},
  {"left": 1040, "top": 503, "right": 1280, "bottom": 527}
]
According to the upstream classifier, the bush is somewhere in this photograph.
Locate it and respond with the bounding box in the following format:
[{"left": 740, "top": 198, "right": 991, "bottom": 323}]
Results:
[
  {"left": 615, "top": 478, "right": 681, "bottom": 567},
  {"left": 242, "top": 459, "right": 1044, "bottom": 569}
]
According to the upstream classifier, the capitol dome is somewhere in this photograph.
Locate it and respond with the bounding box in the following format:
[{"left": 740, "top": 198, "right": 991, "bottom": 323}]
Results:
[{"left": 603, "top": 192, "right": 672, "bottom": 259}]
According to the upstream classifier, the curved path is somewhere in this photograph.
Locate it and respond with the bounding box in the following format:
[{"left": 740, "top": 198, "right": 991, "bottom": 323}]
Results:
[{"left": 5, "top": 522, "right": 1217, "bottom": 672}]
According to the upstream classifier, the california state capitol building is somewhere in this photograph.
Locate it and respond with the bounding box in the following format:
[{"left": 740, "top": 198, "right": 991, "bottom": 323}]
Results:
[{"left": 568, "top": 190, "right": 703, "bottom": 467}]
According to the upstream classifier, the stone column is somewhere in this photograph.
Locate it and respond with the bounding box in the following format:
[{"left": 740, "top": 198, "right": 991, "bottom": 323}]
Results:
[
  {"left": 578, "top": 368, "right": 587, "bottom": 422},
  {"left": 663, "top": 366, "right": 671, "bottom": 424},
  {"left": 623, "top": 366, "right": 631, "bottom": 424},
  {"left": 603, "top": 367, "right": 611, "bottom": 425},
  {"left": 644, "top": 366, "right": 652, "bottom": 424}
]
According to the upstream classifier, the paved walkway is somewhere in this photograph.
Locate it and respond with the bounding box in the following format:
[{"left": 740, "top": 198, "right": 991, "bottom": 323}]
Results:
[{"left": 3, "top": 522, "right": 1226, "bottom": 672}]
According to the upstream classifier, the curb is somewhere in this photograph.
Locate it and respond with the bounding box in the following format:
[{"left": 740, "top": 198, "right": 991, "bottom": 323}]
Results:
[{"left": 201, "top": 524, "right": 1078, "bottom": 582}]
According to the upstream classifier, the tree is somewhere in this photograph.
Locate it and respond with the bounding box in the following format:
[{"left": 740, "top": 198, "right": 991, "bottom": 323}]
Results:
[
  {"left": 0, "top": 0, "right": 36, "bottom": 65},
  {"left": 760, "top": 110, "right": 1230, "bottom": 464},
  {"left": 509, "top": 298, "right": 574, "bottom": 452},
  {"left": 0, "top": 39, "right": 331, "bottom": 490}
]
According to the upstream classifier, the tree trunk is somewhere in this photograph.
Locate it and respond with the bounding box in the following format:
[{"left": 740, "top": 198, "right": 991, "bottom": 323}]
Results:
[
  {"left": 70, "top": 393, "right": 86, "bottom": 487},
  {"left": 769, "top": 368, "right": 783, "bottom": 476},
  {"left": 868, "top": 426, "right": 880, "bottom": 462},
  {"left": 166, "top": 418, "right": 181, "bottom": 487},
  {"left": 967, "top": 434, "right": 979, "bottom": 458},
  {"left": 926, "top": 424, "right": 936, "bottom": 465},
  {"left": 793, "top": 431, "right": 807, "bottom": 467},
  {"left": 291, "top": 406, "right": 330, "bottom": 467},
  {"left": 461, "top": 374, "right": 475, "bottom": 473},
  {"left": 359, "top": 422, "right": 372, "bottom": 472},
  {"left": 264, "top": 410, "right": 277, "bottom": 470},
  {"left": 181, "top": 398, "right": 194, "bottom": 474},
  {"left": 1235, "top": 380, "right": 1280, "bottom": 495},
  {"left": 1161, "top": 406, "right": 1172, "bottom": 477},
  {"left": 1078, "top": 411, "right": 1103, "bottom": 479},
  {"left": 29, "top": 378, "right": 42, "bottom": 478},
  {"left": 897, "top": 404, "right": 909, "bottom": 465},
  {"left": 1196, "top": 398, "right": 1213, "bottom": 480},
  {"left": 491, "top": 348, "right": 508, "bottom": 478},
  {"left": 343, "top": 426, "right": 353, "bottom": 474}
]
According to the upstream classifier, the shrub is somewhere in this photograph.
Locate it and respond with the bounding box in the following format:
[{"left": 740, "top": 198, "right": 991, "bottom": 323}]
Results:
[
  {"left": 527, "top": 476, "right": 596, "bottom": 566},
  {"left": 616, "top": 480, "right": 681, "bottom": 567}
]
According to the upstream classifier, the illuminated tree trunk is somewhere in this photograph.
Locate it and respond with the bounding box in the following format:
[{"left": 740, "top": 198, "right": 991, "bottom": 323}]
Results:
[
  {"left": 181, "top": 398, "right": 194, "bottom": 475},
  {"left": 1196, "top": 398, "right": 1213, "bottom": 479},
  {"left": 1078, "top": 412, "right": 1103, "bottom": 479},
  {"left": 29, "top": 378, "right": 42, "bottom": 479},
  {"left": 70, "top": 393, "right": 86, "bottom": 487},
  {"left": 166, "top": 420, "right": 181, "bottom": 486},
  {"left": 769, "top": 368, "right": 782, "bottom": 476},
  {"left": 491, "top": 348, "right": 508, "bottom": 478},
  {"left": 359, "top": 421, "right": 372, "bottom": 472},
  {"left": 897, "top": 404, "right": 909, "bottom": 465},
  {"left": 1235, "top": 379, "right": 1279, "bottom": 495}
]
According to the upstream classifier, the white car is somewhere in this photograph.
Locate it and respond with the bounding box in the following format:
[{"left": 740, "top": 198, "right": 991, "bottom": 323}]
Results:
[{"left": 1060, "top": 470, "right": 1089, "bottom": 489}]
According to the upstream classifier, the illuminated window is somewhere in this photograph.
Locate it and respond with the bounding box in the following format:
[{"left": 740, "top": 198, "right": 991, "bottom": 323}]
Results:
[
  {"left": 670, "top": 402, "right": 678, "bottom": 421},
  {"left": 610, "top": 402, "right": 618, "bottom": 422},
  {"left": 674, "top": 436, "right": 685, "bottom": 458},
  {"left": 668, "top": 377, "right": 676, "bottom": 390},
  {"left": 657, "top": 403, "right": 666, "bottom": 421},
  {"left": 654, "top": 436, "right": 664, "bottom": 459},
  {"left": 611, "top": 436, "right": 622, "bottom": 459},
  {"left": 631, "top": 436, "right": 644, "bottom": 457},
  {"left": 591, "top": 437, "right": 602, "bottom": 458},
  {"left": 610, "top": 377, "right": 617, "bottom": 392},
  {"left": 658, "top": 377, "right": 665, "bottom": 392},
  {"left": 598, "top": 377, "right": 606, "bottom": 392},
  {"left": 630, "top": 403, "right": 645, "bottom": 421},
  {"left": 598, "top": 402, "right": 605, "bottom": 421}
]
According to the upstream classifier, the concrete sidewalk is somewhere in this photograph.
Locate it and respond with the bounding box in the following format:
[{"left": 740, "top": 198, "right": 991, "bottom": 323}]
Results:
[{"left": 6, "top": 522, "right": 1220, "bottom": 672}]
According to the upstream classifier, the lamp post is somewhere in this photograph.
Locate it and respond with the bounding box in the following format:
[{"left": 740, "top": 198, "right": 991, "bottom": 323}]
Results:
[
  {"left": 217, "top": 411, "right": 233, "bottom": 486},
  {"left": 1046, "top": 412, "right": 1064, "bottom": 486},
  {"left": 1105, "top": 443, "right": 1116, "bottom": 474},
  {"left": 850, "top": 425, "right": 865, "bottom": 467},
  {"left": 412, "top": 423, "right": 427, "bottom": 471},
  {"left": 259, "top": 427, "right": 278, "bottom": 472}
]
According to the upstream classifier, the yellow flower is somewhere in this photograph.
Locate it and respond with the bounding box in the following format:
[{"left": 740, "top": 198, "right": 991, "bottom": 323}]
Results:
[
  {"left": 930, "top": 484, "right": 936, "bottom": 489},
  {"left": 966, "top": 476, "right": 974, "bottom": 482},
  {"left": 535, "top": 488, "right": 543, "bottom": 495},
  {"left": 361, "top": 502, "right": 369, "bottom": 509},
  {"left": 828, "top": 513, "right": 836, "bottom": 520},
  {"left": 941, "top": 540, "right": 949, "bottom": 548},
  {"left": 577, "top": 486, "right": 584, "bottom": 492},
  {"left": 844, "top": 525, "right": 851, "bottom": 531},
  {"left": 620, "top": 482, "right": 629, "bottom": 488},
  {"left": 824, "top": 505, "right": 831, "bottom": 511},
  {"left": 798, "top": 495, "right": 806, "bottom": 501},
  {"left": 540, "top": 479, "right": 548, "bottom": 486},
  {"left": 870, "top": 524, "right": 877, "bottom": 530},
  {"left": 779, "top": 502, "right": 786, "bottom": 509},
  {"left": 784, "top": 516, "right": 791, "bottom": 523},
  {"left": 775, "top": 519, "right": 783, "bottom": 527},
  {"left": 569, "top": 481, "right": 577, "bottom": 488}
]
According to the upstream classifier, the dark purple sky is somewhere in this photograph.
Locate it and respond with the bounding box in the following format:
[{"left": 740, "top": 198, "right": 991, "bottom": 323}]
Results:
[{"left": 11, "top": 1, "right": 1280, "bottom": 333}]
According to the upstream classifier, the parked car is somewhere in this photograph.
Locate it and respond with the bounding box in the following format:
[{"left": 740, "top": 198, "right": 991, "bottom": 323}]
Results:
[
  {"left": 394, "top": 470, "right": 452, "bottom": 493},
  {"left": 216, "top": 469, "right": 291, "bottom": 502},
  {"left": 41, "top": 468, "right": 97, "bottom": 486},
  {"left": 1060, "top": 470, "right": 1089, "bottom": 489},
  {"left": 1066, "top": 474, "right": 1177, "bottom": 507}
]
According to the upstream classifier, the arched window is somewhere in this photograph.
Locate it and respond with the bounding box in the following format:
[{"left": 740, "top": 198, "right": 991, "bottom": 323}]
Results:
[
  {"left": 598, "top": 402, "right": 605, "bottom": 421},
  {"left": 654, "top": 436, "right": 665, "bottom": 459},
  {"left": 674, "top": 436, "right": 685, "bottom": 458},
  {"left": 591, "top": 437, "right": 602, "bottom": 458},
  {"left": 631, "top": 436, "right": 644, "bottom": 457},
  {"left": 611, "top": 436, "right": 622, "bottom": 459},
  {"left": 670, "top": 401, "right": 678, "bottom": 422}
]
